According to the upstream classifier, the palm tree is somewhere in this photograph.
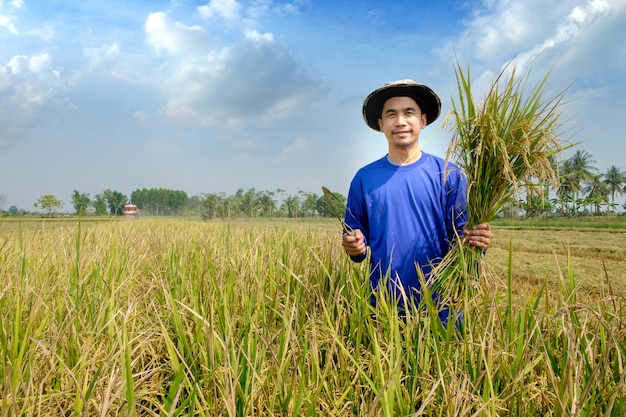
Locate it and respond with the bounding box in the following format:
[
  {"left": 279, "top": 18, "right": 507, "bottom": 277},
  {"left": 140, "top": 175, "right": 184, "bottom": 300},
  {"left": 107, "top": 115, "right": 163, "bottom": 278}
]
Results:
[
  {"left": 558, "top": 150, "right": 598, "bottom": 215},
  {"left": 583, "top": 173, "right": 610, "bottom": 214},
  {"left": 569, "top": 149, "right": 598, "bottom": 186},
  {"left": 557, "top": 159, "right": 581, "bottom": 212},
  {"left": 603, "top": 165, "right": 626, "bottom": 204}
]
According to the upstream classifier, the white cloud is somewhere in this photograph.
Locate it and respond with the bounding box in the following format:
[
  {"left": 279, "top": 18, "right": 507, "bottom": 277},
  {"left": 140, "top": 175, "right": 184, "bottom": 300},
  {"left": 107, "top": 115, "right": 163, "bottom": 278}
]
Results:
[
  {"left": 5, "top": 0, "right": 25, "bottom": 8},
  {"left": 145, "top": 11, "right": 207, "bottom": 54},
  {"left": 197, "top": 0, "right": 242, "bottom": 22},
  {"left": 29, "top": 53, "right": 51, "bottom": 73},
  {"left": 1, "top": 51, "right": 65, "bottom": 150},
  {"left": 7, "top": 53, "right": 51, "bottom": 74},
  {"left": 83, "top": 42, "right": 120, "bottom": 68},
  {"left": 142, "top": 16, "right": 328, "bottom": 129},
  {"left": 443, "top": 0, "right": 626, "bottom": 96},
  {"left": 27, "top": 24, "right": 54, "bottom": 41},
  {"left": 0, "top": 13, "right": 17, "bottom": 34},
  {"left": 244, "top": 29, "right": 273, "bottom": 42},
  {"left": 7, "top": 54, "right": 26, "bottom": 73},
  {"left": 273, "top": 136, "right": 308, "bottom": 163},
  {"left": 0, "top": 0, "right": 23, "bottom": 34},
  {"left": 508, "top": 0, "right": 613, "bottom": 71}
]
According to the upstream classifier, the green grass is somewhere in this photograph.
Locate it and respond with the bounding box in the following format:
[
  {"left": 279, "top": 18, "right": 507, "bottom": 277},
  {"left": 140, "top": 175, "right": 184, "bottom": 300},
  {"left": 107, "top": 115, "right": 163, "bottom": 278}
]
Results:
[
  {"left": 0, "top": 218, "right": 624, "bottom": 415},
  {"left": 493, "top": 215, "right": 626, "bottom": 229}
]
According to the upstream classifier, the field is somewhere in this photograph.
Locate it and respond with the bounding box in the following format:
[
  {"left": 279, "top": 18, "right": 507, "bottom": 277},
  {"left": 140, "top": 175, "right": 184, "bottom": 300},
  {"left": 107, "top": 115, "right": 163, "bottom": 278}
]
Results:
[
  {"left": 488, "top": 223, "right": 626, "bottom": 303},
  {"left": 0, "top": 217, "right": 624, "bottom": 416}
]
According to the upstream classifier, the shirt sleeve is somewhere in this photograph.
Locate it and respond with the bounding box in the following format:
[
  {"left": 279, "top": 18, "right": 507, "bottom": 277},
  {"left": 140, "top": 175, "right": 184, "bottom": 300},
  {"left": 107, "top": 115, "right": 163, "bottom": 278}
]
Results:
[
  {"left": 345, "top": 175, "right": 368, "bottom": 263},
  {"left": 444, "top": 164, "right": 468, "bottom": 243}
]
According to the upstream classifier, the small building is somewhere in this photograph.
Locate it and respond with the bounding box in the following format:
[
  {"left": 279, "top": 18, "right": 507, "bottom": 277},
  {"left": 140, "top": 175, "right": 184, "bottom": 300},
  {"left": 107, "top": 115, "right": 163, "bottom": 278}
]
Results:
[{"left": 122, "top": 203, "right": 140, "bottom": 219}]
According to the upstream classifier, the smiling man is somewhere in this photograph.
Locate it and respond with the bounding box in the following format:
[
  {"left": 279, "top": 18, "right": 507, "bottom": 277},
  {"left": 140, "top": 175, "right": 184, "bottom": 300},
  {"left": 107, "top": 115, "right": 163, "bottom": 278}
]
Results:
[{"left": 341, "top": 79, "right": 492, "bottom": 320}]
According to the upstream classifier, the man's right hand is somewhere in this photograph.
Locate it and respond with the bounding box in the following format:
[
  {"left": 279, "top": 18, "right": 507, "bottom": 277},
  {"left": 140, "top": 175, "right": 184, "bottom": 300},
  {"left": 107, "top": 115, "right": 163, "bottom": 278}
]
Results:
[{"left": 342, "top": 228, "right": 367, "bottom": 257}]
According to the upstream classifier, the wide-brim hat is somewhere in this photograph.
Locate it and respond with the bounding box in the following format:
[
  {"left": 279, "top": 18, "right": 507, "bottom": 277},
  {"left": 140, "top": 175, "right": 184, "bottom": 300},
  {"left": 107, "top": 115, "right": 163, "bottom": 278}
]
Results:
[{"left": 362, "top": 79, "right": 441, "bottom": 131}]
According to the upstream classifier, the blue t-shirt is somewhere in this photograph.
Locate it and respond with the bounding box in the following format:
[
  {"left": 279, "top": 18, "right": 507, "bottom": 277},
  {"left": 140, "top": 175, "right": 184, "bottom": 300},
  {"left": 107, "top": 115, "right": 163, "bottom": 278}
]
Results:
[{"left": 345, "top": 153, "right": 468, "bottom": 305}]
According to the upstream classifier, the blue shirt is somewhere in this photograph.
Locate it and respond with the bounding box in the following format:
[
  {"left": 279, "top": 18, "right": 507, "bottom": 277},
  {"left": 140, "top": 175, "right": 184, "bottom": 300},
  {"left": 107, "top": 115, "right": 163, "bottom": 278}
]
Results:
[{"left": 345, "top": 153, "right": 468, "bottom": 305}]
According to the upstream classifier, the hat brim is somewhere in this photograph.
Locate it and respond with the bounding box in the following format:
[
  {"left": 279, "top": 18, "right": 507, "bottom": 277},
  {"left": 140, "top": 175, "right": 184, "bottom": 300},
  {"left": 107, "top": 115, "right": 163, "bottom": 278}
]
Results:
[{"left": 362, "top": 83, "right": 441, "bottom": 131}]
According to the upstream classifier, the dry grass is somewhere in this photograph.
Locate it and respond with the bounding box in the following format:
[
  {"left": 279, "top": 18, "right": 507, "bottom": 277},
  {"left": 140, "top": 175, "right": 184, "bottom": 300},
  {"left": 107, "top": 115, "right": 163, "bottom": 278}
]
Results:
[{"left": 487, "top": 226, "right": 626, "bottom": 305}]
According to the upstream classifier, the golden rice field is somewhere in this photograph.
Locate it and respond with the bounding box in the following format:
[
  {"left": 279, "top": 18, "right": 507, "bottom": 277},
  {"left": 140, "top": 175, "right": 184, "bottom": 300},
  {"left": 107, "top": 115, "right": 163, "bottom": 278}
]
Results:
[{"left": 0, "top": 217, "right": 624, "bottom": 416}]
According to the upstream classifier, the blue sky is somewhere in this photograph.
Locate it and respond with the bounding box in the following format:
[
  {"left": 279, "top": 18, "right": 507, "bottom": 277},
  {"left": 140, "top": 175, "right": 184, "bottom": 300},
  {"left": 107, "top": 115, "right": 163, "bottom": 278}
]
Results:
[{"left": 1, "top": 0, "right": 625, "bottom": 211}]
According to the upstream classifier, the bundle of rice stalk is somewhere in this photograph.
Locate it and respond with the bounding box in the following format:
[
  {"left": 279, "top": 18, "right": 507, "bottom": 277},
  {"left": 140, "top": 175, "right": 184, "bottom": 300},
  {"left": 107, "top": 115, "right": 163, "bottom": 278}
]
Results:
[{"left": 430, "top": 61, "right": 570, "bottom": 304}]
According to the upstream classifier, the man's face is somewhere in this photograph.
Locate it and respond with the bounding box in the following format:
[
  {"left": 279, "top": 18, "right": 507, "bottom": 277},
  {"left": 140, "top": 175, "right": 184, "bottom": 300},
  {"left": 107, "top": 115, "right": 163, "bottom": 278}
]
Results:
[{"left": 377, "top": 96, "right": 427, "bottom": 150}]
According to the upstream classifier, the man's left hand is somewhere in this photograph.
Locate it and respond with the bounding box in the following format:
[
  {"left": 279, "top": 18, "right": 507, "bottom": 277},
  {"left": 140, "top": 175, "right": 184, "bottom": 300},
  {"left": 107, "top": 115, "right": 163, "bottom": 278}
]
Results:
[{"left": 463, "top": 222, "right": 493, "bottom": 251}]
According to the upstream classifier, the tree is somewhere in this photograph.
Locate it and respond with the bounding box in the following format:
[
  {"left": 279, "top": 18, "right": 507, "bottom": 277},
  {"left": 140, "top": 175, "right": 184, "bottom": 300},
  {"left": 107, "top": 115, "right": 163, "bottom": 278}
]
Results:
[
  {"left": 185, "top": 195, "right": 203, "bottom": 216},
  {"left": 34, "top": 194, "right": 63, "bottom": 217},
  {"left": 0, "top": 193, "right": 6, "bottom": 213},
  {"left": 558, "top": 150, "right": 599, "bottom": 215},
  {"left": 71, "top": 190, "right": 91, "bottom": 215},
  {"left": 202, "top": 193, "right": 224, "bottom": 219},
  {"left": 167, "top": 189, "right": 188, "bottom": 216},
  {"left": 569, "top": 149, "right": 598, "bottom": 195},
  {"left": 316, "top": 191, "right": 347, "bottom": 218},
  {"left": 282, "top": 195, "right": 301, "bottom": 218},
  {"left": 258, "top": 191, "right": 276, "bottom": 217},
  {"left": 583, "top": 173, "right": 610, "bottom": 215},
  {"left": 557, "top": 159, "right": 581, "bottom": 204},
  {"left": 299, "top": 191, "right": 318, "bottom": 217},
  {"left": 130, "top": 188, "right": 189, "bottom": 216},
  {"left": 603, "top": 165, "right": 626, "bottom": 204},
  {"left": 103, "top": 189, "right": 128, "bottom": 215},
  {"left": 522, "top": 195, "right": 552, "bottom": 217},
  {"left": 240, "top": 188, "right": 259, "bottom": 217},
  {"left": 92, "top": 193, "right": 107, "bottom": 215}
]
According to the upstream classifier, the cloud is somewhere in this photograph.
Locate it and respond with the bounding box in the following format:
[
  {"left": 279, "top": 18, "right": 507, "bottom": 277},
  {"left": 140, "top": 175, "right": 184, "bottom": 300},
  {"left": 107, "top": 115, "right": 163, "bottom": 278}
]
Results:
[
  {"left": 508, "top": 0, "right": 613, "bottom": 72},
  {"left": 449, "top": 0, "right": 616, "bottom": 66},
  {"left": 0, "top": 53, "right": 62, "bottom": 149},
  {"left": 145, "top": 11, "right": 207, "bottom": 54},
  {"left": 4, "top": 0, "right": 25, "bottom": 8},
  {"left": 180, "top": 37, "right": 327, "bottom": 129},
  {"left": 82, "top": 42, "right": 120, "bottom": 69},
  {"left": 143, "top": 11, "right": 329, "bottom": 129},
  {"left": 244, "top": 29, "right": 273, "bottom": 42},
  {"left": 29, "top": 53, "right": 52, "bottom": 73},
  {"left": 0, "top": 0, "right": 23, "bottom": 34},
  {"left": 441, "top": 0, "right": 626, "bottom": 98},
  {"left": 273, "top": 136, "right": 308, "bottom": 163},
  {"left": 7, "top": 53, "right": 51, "bottom": 74},
  {"left": 197, "top": 0, "right": 243, "bottom": 22},
  {"left": 0, "top": 13, "right": 17, "bottom": 34}
]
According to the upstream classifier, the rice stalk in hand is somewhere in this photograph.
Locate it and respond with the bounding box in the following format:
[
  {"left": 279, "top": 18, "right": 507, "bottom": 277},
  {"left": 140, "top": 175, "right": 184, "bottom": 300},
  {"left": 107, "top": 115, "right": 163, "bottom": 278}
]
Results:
[{"left": 431, "top": 60, "right": 570, "bottom": 304}]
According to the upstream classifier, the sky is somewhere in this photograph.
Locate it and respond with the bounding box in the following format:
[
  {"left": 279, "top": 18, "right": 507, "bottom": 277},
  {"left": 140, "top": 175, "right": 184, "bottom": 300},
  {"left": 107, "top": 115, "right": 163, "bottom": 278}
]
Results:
[{"left": 1, "top": 0, "right": 625, "bottom": 212}]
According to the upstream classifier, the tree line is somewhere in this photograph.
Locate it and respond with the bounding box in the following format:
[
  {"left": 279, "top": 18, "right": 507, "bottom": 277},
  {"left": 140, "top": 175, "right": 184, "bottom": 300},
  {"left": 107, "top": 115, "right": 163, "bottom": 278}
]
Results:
[
  {"left": 2, "top": 149, "right": 625, "bottom": 219},
  {"left": 504, "top": 150, "right": 626, "bottom": 217},
  {"left": 2, "top": 187, "right": 347, "bottom": 219}
]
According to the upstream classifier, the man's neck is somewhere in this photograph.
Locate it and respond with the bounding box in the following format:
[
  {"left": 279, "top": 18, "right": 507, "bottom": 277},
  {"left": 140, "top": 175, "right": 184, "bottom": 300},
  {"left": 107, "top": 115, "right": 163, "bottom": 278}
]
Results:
[{"left": 387, "top": 147, "right": 422, "bottom": 165}]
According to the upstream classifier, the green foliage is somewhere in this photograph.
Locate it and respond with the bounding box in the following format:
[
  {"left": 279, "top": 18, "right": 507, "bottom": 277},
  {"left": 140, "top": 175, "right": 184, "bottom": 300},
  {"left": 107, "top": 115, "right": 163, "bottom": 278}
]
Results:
[
  {"left": 199, "top": 188, "right": 338, "bottom": 220},
  {"left": 316, "top": 189, "right": 347, "bottom": 218},
  {"left": 71, "top": 190, "right": 91, "bottom": 215},
  {"left": 33, "top": 194, "right": 63, "bottom": 217},
  {"left": 103, "top": 189, "right": 128, "bottom": 215},
  {"left": 131, "top": 188, "right": 188, "bottom": 216},
  {"left": 91, "top": 193, "right": 108, "bottom": 216}
]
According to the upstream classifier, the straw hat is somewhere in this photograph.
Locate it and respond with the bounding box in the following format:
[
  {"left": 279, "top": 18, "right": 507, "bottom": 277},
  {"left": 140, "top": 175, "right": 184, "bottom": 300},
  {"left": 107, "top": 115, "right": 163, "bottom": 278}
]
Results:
[{"left": 362, "top": 79, "right": 441, "bottom": 131}]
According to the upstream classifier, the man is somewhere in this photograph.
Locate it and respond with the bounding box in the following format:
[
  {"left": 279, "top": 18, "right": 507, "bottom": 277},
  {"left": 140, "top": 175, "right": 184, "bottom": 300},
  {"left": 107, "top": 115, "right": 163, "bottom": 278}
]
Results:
[{"left": 342, "top": 79, "right": 492, "bottom": 317}]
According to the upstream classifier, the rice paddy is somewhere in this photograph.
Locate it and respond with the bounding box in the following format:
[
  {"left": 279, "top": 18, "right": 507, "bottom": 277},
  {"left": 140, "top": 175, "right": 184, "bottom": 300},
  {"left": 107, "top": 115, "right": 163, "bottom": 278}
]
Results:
[{"left": 0, "top": 217, "right": 624, "bottom": 416}]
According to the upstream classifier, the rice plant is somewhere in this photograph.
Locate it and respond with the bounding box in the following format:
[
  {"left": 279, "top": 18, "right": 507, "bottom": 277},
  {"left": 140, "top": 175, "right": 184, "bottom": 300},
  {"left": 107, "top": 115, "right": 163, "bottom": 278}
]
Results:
[
  {"left": 0, "top": 218, "right": 624, "bottom": 415},
  {"left": 432, "top": 60, "right": 571, "bottom": 304}
]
